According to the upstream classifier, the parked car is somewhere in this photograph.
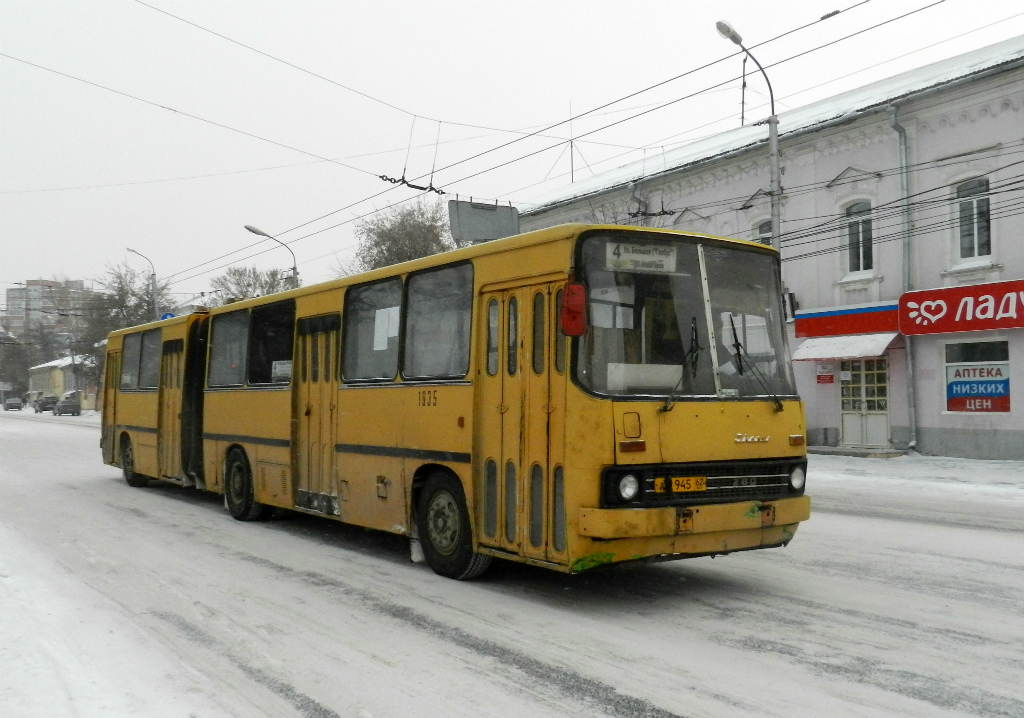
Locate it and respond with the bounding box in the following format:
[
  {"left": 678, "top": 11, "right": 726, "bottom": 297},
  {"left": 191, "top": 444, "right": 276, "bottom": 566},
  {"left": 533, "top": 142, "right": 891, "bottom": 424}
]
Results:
[
  {"left": 54, "top": 395, "right": 81, "bottom": 416},
  {"left": 34, "top": 395, "right": 57, "bottom": 412},
  {"left": 3, "top": 397, "right": 23, "bottom": 411}
]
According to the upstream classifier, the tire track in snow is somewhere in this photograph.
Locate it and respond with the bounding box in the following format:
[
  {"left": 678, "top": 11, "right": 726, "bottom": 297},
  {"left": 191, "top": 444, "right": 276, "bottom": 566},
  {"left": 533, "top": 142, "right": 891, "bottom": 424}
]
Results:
[
  {"left": 232, "top": 553, "right": 688, "bottom": 718},
  {"left": 153, "top": 611, "right": 344, "bottom": 718}
]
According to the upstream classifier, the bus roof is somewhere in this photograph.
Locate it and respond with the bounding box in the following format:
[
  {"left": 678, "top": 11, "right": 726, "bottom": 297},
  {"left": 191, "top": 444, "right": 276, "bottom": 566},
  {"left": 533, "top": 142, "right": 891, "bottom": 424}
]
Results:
[{"left": 107, "top": 223, "right": 774, "bottom": 334}]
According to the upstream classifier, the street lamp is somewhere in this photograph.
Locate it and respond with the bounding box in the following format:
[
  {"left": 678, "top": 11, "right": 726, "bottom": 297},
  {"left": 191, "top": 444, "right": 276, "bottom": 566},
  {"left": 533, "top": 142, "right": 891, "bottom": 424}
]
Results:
[
  {"left": 244, "top": 225, "right": 299, "bottom": 290},
  {"left": 127, "top": 247, "right": 159, "bottom": 320},
  {"left": 716, "top": 20, "right": 782, "bottom": 252}
]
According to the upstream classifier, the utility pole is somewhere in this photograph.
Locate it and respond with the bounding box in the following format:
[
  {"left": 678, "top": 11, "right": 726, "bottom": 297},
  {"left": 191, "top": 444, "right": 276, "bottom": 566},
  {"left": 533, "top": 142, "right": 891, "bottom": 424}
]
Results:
[
  {"left": 127, "top": 248, "right": 159, "bottom": 320},
  {"left": 717, "top": 20, "right": 782, "bottom": 252},
  {"left": 244, "top": 225, "right": 299, "bottom": 289}
]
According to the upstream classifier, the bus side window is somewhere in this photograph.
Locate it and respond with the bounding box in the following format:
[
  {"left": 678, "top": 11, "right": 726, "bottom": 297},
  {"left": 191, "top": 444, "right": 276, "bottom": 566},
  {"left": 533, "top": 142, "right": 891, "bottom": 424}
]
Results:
[
  {"left": 403, "top": 263, "right": 473, "bottom": 379},
  {"left": 138, "top": 329, "right": 162, "bottom": 389},
  {"left": 209, "top": 310, "right": 250, "bottom": 387},
  {"left": 507, "top": 296, "right": 518, "bottom": 376},
  {"left": 487, "top": 299, "right": 499, "bottom": 376},
  {"left": 342, "top": 279, "right": 402, "bottom": 381},
  {"left": 120, "top": 333, "right": 142, "bottom": 389},
  {"left": 248, "top": 300, "right": 295, "bottom": 385}
]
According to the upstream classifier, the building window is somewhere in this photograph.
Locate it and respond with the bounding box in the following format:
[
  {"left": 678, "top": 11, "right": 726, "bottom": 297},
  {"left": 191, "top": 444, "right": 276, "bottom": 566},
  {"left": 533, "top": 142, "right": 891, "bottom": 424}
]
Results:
[
  {"left": 754, "top": 220, "right": 772, "bottom": 246},
  {"left": 846, "top": 201, "right": 872, "bottom": 272},
  {"left": 945, "top": 340, "right": 1008, "bottom": 413},
  {"left": 956, "top": 178, "right": 990, "bottom": 259}
]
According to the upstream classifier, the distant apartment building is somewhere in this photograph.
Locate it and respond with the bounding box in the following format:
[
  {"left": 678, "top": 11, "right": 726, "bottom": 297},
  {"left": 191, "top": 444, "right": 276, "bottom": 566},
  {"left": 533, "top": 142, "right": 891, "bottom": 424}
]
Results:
[
  {"left": 2, "top": 279, "right": 98, "bottom": 337},
  {"left": 520, "top": 36, "right": 1024, "bottom": 459}
]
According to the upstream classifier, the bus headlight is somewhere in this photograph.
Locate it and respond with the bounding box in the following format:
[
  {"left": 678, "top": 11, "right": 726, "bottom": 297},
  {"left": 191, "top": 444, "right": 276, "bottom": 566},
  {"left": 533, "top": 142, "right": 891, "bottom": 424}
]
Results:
[
  {"left": 618, "top": 474, "right": 640, "bottom": 501},
  {"left": 789, "top": 466, "right": 806, "bottom": 491}
]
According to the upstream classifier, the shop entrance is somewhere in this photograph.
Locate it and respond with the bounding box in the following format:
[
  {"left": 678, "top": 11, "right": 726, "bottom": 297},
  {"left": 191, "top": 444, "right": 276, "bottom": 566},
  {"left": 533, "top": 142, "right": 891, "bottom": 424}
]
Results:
[{"left": 840, "top": 357, "right": 889, "bottom": 447}]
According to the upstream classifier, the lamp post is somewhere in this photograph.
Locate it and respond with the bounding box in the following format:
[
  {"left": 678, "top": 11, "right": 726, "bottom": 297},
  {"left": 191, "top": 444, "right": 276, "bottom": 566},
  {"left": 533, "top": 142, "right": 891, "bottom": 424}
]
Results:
[
  {"left": 127, "top": 247, "right": 159, "bottom": 320},
  {"left": 245, "top": 225, "right": 299, "bottom": 290},
  {"left": 716, "top": 20, "right": 781, "bottom": 252}
]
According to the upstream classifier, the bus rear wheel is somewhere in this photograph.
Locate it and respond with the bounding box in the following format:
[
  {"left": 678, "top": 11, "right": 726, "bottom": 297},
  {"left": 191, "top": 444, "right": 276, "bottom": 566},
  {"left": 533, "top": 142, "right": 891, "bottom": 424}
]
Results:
[
  {"left": 416, "top": 472, "right": 491, "bottom": 580},
  {"left": 224, "top": 448, "right": 268, "bottom": 521},
  {"left": 121, "top": 437, "right": 148, "bottom": 487}
]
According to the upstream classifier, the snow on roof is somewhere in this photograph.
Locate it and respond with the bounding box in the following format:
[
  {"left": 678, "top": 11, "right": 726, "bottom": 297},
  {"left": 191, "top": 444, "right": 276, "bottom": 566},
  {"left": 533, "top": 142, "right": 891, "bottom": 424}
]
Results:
[
  {"left": 29, "top": 355, "right": 92, "bottom": 371},
  {"left": 524, "top": 35, "right": 1024, "bottom": 213}
]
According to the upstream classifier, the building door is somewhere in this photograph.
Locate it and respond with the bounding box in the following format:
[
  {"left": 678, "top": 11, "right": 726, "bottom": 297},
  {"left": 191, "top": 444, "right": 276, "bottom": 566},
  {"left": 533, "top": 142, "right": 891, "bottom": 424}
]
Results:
[
  {"left": 478, "top": 284, "right": 560, "bottom": 559},
  {"left": 840, "top": 357, "right": 889, "bottom": 447},
  {"left": 294, "top": 315, "right": 340, "bottom": 514},
  {"left": 158, "top": 340, "right": 184, "bottom": 479}
]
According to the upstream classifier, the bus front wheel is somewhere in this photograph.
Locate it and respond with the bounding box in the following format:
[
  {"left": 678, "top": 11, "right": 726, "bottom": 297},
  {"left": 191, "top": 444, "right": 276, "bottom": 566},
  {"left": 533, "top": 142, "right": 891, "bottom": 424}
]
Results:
[
  {"left": 416, "top": 472, "right": 491, "bottom": 580},
  {"left": 224, "top": 448, "right": 268, "bottom": 521},
  {"left": 121, "top": 437, "right": 148, "bottom": 487}
]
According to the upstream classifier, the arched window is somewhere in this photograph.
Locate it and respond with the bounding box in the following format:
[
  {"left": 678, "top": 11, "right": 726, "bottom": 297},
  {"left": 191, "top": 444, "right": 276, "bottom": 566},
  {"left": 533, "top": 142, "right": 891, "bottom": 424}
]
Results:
[
  {"left": 956, "top": 178, "right": 990, "bottom": 259},
  {"left": 846, "top": 202, "right": 873, "bottom": 272},
  {"left": 753, "top": 220, "right": 772, "bottom": 246}
]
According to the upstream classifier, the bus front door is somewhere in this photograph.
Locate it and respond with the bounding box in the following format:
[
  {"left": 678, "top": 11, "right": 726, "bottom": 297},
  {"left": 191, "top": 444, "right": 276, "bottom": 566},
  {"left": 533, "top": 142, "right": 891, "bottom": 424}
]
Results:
[
  {"left": 479, "top": 284, "right": 559, "bottom": 560},
  {"left": 158, "top": 340, "right": 184, "bottom": 480},
  {"left": 295, "top": 317, "right": 340, "bottom": 515}
]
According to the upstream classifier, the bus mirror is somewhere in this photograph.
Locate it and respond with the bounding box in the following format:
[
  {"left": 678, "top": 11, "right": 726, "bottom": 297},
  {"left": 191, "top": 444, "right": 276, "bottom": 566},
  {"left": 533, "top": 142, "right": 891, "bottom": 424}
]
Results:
[{"left": 560, "top": 282, "right": 587, "bottom": 337}]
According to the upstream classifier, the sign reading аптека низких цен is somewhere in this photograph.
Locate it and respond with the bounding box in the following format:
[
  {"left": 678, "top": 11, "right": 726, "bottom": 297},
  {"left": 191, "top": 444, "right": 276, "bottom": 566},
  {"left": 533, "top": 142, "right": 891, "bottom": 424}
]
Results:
[{"left": 946, "top": 363, "right": 1009, "bottom": 412}]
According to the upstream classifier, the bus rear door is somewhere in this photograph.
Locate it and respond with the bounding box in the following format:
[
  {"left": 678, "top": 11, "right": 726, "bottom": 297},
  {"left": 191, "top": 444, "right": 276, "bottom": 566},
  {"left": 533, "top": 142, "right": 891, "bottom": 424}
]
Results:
[{"left": 295, "top": 316, "right": 341, "bottom": 515}]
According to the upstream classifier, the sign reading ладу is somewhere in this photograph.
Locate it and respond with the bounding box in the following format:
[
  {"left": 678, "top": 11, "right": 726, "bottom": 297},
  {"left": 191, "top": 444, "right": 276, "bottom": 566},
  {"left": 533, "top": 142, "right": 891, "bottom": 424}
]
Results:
[
  {"left": 899, "top": 279, "right": 1024, "bottom": 335},
  {"left": 946, "top": 362, "right": 1010, "bottom": 412}
]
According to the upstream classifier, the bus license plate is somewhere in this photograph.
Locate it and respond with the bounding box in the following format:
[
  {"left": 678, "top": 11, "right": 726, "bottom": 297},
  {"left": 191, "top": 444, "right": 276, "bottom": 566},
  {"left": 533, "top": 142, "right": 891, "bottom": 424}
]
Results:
[{"left": 653, "top": 476, "right": 707, "bottom": 493}]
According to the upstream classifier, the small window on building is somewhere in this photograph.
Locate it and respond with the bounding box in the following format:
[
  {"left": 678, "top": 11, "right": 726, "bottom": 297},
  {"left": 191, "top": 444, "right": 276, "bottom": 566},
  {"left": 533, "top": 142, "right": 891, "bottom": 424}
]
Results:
[
  {"left": 944, "top": 340, "right": 1008, "bottom": 413},
  {"left": 846, "top": 201, "right": 873, "bottom": 272},
  {"left": 403, "top": 263, "right": 473, "bottom": 379},
  {"left": 754, "top": 220, "right": 772, "bottom": 246},
  {"left": 956, "top": 178, "right": 991, "bottom": 259},
  {"left": 208, "top": 310, "right": 249, "bottom": 387},
  {"left": 120, "top": 332, "right": 142, "bottom": 389},
  {"left": 248, "top": 300, "right": 295, "bottom": 385},
  {"left": 138, "top": 329, "right": 162, "bottom": 389},
  {"left": 343, "top": 279, "right": 402, "bottom": 381}
]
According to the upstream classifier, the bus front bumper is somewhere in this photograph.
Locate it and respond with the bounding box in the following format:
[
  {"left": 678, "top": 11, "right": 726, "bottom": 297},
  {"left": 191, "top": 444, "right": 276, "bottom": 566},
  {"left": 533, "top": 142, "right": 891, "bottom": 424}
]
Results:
[{"left": 578, "top": 495, "right": 810, "bottom": 539}]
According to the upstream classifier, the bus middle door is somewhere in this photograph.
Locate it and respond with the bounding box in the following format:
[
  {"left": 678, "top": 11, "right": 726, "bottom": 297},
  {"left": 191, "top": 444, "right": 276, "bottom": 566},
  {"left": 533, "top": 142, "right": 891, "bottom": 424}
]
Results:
[
  {"left": 295, "top": 316, "right": 341, "bottom": 515},
  {"left": 158, "top": 339, "right": 184, "bottom": 480}
]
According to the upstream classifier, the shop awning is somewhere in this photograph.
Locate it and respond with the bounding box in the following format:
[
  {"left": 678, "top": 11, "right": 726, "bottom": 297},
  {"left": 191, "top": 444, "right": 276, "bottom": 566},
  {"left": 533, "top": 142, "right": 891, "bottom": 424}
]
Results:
[{"left": 791, "top": 332, "right": 899, "bottom": 361}]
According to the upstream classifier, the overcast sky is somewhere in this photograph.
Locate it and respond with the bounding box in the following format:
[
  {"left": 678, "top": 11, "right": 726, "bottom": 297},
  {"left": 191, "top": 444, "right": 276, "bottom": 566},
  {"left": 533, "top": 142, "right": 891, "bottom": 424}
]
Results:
[{"left": 2, "top": 0, "right": 1023, "bottom": 307}]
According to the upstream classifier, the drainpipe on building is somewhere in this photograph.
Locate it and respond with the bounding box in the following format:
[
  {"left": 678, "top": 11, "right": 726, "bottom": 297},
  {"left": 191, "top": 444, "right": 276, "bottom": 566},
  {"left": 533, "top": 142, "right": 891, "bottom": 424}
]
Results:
[{"left": 888, "top": 105, "right": 917, "bottom": 451}]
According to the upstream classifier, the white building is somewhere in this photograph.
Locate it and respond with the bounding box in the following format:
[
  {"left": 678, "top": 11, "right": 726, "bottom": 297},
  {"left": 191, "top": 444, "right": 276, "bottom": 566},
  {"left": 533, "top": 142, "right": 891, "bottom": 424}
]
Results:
[{"left": 520, "top": 36, "right": 1024, "bottom": 459}]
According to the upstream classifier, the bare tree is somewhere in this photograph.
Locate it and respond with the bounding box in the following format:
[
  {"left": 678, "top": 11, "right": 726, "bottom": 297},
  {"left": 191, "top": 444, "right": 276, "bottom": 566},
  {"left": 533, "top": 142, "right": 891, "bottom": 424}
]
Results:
[
  {"left": 354, "top": 199, "right": 454, "bottom": 272},
  {"left": 209, "top": 266, "right": 292, "bottom": 303}
]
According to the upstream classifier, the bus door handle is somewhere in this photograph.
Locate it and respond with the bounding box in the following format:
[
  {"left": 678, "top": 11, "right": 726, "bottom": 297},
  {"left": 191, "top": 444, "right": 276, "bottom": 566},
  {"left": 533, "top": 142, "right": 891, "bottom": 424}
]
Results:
[{"left": 304, "top": 403, "right": 312, "bottom": 416}]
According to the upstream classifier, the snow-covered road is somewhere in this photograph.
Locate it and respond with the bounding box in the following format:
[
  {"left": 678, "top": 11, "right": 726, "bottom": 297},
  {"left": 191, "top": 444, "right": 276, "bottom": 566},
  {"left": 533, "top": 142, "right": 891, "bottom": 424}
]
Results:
[{"left": 1, "top": 411, "right": 1022, "bottom": 718}]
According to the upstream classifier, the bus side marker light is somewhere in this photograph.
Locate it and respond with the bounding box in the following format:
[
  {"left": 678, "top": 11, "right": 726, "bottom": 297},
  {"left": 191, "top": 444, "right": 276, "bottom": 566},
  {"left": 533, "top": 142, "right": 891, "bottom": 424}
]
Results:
[
  {"left": 789, "top": 435, "right": 805, "bottom": 446},
  {"left": 560, "top": 282, "right": 587, "bottom": 336},
  {"left": 619, "top": 440, "right": 646, "bottom": 452}
]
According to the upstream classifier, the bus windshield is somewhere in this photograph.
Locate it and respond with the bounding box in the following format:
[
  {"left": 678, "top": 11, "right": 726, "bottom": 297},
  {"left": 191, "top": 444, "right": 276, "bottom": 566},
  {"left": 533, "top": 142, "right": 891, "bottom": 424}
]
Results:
[{"left": 576, "top": 233, "right": 796, "bottom": 399}]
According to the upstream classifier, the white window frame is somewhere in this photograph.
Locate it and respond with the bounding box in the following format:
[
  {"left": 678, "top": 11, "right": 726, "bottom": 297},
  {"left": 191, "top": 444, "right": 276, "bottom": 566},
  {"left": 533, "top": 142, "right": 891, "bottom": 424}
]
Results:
[
  {"left": 953, "top": 176, "right": 992, "bottom": 262},
  {"left": 751, "top": 218, "right": 772, "bottom": 246},
  {"left": 844, "top": 200, "right": 873, "bottom": 274}
]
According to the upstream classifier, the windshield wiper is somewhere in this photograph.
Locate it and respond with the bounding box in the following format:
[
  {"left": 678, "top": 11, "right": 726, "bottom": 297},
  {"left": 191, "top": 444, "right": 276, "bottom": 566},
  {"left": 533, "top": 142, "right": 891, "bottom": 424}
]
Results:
[
  {"left": 728, "top": 314, "right": 784, "bottom": 412},
  {"left": 660, "top": 317, "right": 703, "bottom": 413}
]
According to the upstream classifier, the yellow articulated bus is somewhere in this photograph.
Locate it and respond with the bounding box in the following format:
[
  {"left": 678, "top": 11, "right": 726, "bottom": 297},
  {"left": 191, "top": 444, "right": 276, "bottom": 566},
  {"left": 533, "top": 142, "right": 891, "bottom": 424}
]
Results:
[{"left": 101, "top": 224, "right": 809, "bottom": 579}]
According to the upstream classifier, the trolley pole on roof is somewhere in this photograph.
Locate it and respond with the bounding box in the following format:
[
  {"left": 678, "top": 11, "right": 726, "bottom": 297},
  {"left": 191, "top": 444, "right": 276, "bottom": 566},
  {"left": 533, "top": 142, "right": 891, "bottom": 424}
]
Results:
[
  {"left": 716, "top": 20, "right": 781, "bottom": 253},
  {"left": 244, "top": 225, "right": 299, "bottom": 290},
  {"left": 127, "top": 247, "right": 159, "bottom": 320}
]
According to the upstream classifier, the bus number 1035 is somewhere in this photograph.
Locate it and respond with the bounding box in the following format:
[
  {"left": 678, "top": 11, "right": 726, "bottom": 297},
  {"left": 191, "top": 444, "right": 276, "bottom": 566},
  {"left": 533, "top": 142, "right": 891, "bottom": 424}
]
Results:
[{"left": 418, "top": 390, "right": 438, "bottom": 407}]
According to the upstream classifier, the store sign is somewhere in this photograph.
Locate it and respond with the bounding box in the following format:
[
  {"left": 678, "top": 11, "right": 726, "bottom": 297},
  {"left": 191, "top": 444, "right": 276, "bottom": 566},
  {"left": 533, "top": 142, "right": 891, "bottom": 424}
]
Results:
[
  {"left": 899, "top": 279, "right": 1024, "bottom": 335},
  {"left": 816, "top": 364, "right": 835, "bottom": 384},
  {"left": 946, "top": 363, "right": 1010, "bottom": 412}
]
